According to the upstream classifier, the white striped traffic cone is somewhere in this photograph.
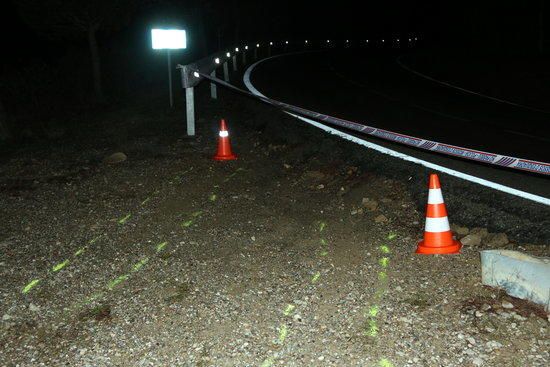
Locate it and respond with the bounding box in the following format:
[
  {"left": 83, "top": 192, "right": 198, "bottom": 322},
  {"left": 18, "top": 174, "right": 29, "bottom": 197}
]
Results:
[
  {"left": 416, "top": 174, "right": 462, "bottom": 255},
  {"left": 213, "top": 119, "right": 237, "bottom": 161}
]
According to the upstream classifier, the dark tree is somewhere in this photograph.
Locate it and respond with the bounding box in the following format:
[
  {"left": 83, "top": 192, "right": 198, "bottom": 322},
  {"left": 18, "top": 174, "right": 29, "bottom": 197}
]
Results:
[
  {"left": 0, "top": 99, "right": 10, "bottom": 141},
  {"left": 17, "top": 0, "right": 147, "bottom": 103}
]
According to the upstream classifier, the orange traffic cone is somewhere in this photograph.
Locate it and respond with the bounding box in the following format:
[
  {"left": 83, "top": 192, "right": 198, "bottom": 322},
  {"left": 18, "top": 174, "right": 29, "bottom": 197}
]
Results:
[
  {"left": 213, "top": 119, "right": 237, "bottom": 161},
  {"left": 416, "top": 174, "right": 461, "bottom": 255}
]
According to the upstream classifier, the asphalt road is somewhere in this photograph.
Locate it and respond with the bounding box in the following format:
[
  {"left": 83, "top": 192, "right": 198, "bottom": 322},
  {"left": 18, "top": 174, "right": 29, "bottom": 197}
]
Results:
[{"left": 247, "top": 48, "right": 550, "bottom": 200}]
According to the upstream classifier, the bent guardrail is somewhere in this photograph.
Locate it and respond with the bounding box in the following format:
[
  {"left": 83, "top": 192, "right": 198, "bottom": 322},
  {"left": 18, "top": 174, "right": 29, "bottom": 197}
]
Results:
[{"left": 175, "top": 38, "right": 550, "bottom": 176}]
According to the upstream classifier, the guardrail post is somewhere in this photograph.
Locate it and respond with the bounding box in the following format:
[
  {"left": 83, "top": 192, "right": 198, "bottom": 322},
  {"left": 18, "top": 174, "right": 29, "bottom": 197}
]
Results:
[
  {"left": 223, "top": 61, "right": 229, "bottom": 81},
  {"left": 210, "top": 70, "right": 217, "bottom": 100},
  {"left": 254, "top": 46, "right": 258, "bottom": 60},
  {"left": 186, "top": 87, "right": 195, "bottom": 136},
  {"left": 242, "top": 50, "right": 246, "bottom": 65},
  {"left": 232, "top": 55, "right": 238, "bottom": 71},
  {"left": 268, "top": 44, "right": 272, "bottom": 56},
  {"left": 178, "top": 64, "right": 196, "bottom": 137}
]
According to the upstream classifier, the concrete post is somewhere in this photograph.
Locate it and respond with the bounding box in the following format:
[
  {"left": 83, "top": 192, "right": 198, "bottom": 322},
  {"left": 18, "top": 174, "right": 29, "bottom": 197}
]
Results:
[
  {"left": 210, "top": 70, "right": 217, "bottom": 100},
  {"left": 223, "top": 62, "right": 229, "bottom": 82},
  {"left": 186, "top": 87, "right": 195, "bottom": 136}
]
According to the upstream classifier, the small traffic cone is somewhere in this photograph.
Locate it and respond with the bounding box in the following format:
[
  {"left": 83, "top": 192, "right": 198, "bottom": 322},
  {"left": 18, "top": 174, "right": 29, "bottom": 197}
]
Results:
[
  {"left": 213, "top": 119, "right": 237, "bottom": 161},
  {"left": 416, "top": 174, "right": 461, "bottom": 255}
]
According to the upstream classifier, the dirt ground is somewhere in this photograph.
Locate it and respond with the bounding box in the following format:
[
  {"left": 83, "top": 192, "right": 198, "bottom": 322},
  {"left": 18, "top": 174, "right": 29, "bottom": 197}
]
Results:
[{"left": 0, "top": 84, "right": 548, "bottom": 366}]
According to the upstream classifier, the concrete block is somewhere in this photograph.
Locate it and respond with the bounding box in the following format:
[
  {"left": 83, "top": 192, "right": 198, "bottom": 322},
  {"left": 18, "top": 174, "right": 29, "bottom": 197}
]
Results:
[{"left": 481, "top": 250, "right": 550, "bottom": 311}]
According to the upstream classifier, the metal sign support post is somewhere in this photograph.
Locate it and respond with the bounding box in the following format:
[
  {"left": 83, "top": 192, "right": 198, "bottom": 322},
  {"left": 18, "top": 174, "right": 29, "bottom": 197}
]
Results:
[
  {"left": 167, "top": 49, "right": 173, "bottom": 107},
  {"left": 210, "top": 70, "right": 217, "bottom": 99}
]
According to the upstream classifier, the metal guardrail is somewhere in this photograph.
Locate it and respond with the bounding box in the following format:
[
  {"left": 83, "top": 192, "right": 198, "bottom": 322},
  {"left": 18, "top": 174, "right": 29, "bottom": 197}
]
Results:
[
  {"left": 175, "top": 38, "right": 550, "bottom": 176},
  {"left": 176, "top": 39, "right": 407, "bottom": 135}
]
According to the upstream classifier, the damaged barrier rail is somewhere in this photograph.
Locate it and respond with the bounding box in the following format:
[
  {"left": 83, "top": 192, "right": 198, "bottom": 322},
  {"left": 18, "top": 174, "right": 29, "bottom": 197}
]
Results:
[
  {"left": 176, "top": 39, "right": 550, "bottom": 177},
  {"left": 176, "top": 38, "right": 418, "bottom": 136}
]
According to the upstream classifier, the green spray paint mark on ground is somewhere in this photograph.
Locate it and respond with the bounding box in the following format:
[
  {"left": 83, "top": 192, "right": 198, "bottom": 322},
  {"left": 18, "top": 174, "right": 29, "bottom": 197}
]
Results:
[
  {"left": 320, "top": 250, "right": 329, "bottom": 256},
  {"left": 141, "top": 197, "right": 151, "bottom": 206},
  {"left": 320, "top": 238, "right": 327, "bottom": 246},
  {"left": 108, "top": 274, "right": 129, "bottom": 290},
  {"left": 181, "top": 220, "right": 194, "bottom": 228},
  {"left": 191, "top": 210, "right": 203, "bottom": 218},
  {"left": 132, "top": 257, "right": 149, "bottom": 272},
  {"left": 379, "top": 245, "right": 390, "bottom": 254},
  {"left": 74, "top": 247, "right": 86, "bottom": 256},
  {"left": 81, "top": 292, "right": 105, "bottom": 306},
  {"left": 311, "top": 271, "right": 321, "bottom": 283},
  {"left": 319, "top": 221, "right": 327, "bottom": 232},
  {"left": 52, "top": 259, "right": 69, "bottom": 272},
  {"left": 379, "top": 358, "right": 395, "bottom": 367},
  {"left": 366, "top": 319, "right": 378, "bottom": 337},
  {"left": 387, "top": 233, "right": 397, "bottom": 240},
  {"left": 278, "top": 324, "right": 288, "bottom": 344},
  {"left": 378, "top": 271, "right": 387, "bottom": 281},
  {"left": 283, "top": 304, "right": 295, "bottom": 316},
  {"left": 22, "top": 279, "right": 41, "bottom": 294},
  {"left": 89, "top": 235, "right": 101, "bottom": 245},
  {"left": 368, "top": 305, "right": 379, "bottom": 317},
  {"left": 260, "top": 356, "right": 275, "bottom": 367},
  {"left": 118, "top": 214, "right": 131, "bottom": 225},
  {"left": 209, "top": 193, "right": 217, "bottom": 202},
  {"left": 224, "top": 168, "right": 246, "bottom": 182},
  {"left": 156, "top": 241, "right": 168, "bottom": 253},
  {"left": 374, "top": 288, "right": 386, "bottom": 299},
  {"left": 379, "top": 257, "right": 389, "bottom": 268}
]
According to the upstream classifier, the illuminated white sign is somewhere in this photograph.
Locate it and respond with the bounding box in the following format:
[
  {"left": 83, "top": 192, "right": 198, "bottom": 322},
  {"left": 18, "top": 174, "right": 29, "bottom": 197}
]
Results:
[{"left": 151, "top": 29, "right": 187, "bottom": 50}]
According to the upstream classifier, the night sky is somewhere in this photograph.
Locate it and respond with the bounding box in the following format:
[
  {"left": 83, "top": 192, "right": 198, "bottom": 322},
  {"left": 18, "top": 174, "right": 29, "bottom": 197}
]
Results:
[{"left": 1, "top": 1, "right": 545, "bottom": 64}]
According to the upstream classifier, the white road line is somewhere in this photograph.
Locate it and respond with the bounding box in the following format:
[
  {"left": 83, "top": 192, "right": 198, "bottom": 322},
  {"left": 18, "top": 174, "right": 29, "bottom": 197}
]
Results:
[
  {"left": 396, "top": 55, "right": 550, "bottom": 115},
  {"left": 243, "top": 54, "right": 550, "bottom": 207}
]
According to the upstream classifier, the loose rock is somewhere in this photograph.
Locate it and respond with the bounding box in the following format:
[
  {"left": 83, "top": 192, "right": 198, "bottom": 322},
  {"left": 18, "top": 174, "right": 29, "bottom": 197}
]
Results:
[
  {"left": 361, "top": 197, "right": 378, "bottom": 211},
  {"left": 470, "top": 228, "right": 489, "bottom": 240},
  {"left": 374, "top": 214, "right": 388, "bottom": 223},
  {"left": 460, "top": 234, "right": 482, "bottom": 247},
  {"left": 103, "top": 152, "right": 127, "bottom": 165},
  {"left": 484, "top": 233, "right": 509, "bottom": 247},
  {"left": 451, "top": 224, "right": 469, "bottom": 237}
]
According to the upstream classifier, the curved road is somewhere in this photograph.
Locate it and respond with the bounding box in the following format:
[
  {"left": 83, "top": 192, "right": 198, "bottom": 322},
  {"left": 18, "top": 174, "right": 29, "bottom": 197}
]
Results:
[{"left": 246, "top": 49, "right": 550, "bottom": 200}]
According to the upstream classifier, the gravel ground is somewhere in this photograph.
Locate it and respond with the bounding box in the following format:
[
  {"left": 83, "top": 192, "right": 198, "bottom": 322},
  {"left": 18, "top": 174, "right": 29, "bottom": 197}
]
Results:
[{"left": 0, "top": 82, "right": 548, "bottom": 366}]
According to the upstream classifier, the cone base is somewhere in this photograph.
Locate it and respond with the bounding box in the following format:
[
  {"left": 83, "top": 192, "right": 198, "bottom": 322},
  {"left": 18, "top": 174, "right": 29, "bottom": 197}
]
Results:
[
  {"left": 213, "top": 154, "right": 237, "bottom": 161},
  {"left": 415, "top": 239, "right": 462, "bottom": 255}
]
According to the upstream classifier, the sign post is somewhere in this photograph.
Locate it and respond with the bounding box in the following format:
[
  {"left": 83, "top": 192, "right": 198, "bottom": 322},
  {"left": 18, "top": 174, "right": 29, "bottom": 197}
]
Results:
[{"left": 151, "top": 29, "right": 187, "bottom": 108}]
